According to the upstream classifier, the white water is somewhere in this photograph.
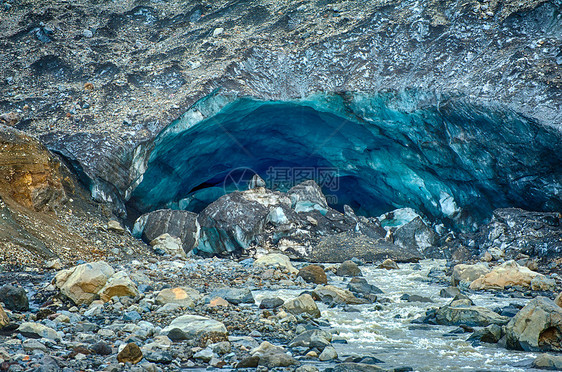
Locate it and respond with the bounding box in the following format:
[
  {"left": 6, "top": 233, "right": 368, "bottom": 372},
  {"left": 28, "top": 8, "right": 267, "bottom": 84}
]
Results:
[{"left": 255, "top": 259, "right": 540, "bottom": 371}]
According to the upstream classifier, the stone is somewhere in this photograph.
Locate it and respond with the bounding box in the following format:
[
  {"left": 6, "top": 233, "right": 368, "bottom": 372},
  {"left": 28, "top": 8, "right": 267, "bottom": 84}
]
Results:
[
  {"left": 117, "top": 343, "right": 143, "bottom": 364},
  {"left": 313, "top": 285, "right": 368, "bottom": 305},
  {"left": 210, "top": 287, "right": 254, "bottom": 305},
  {"left": 336, "top": 260, "right": 362, "bottom": 277},
  {"left": 298, "top": 265, "right": 328, "bottom": 284},
  {"left": 22, "top": 339, "right": 47, "bottom": 353},
  {"left": 401, "top": 294, "right": 433, "bottom": 303},
  {"left": 470, "top": 260, "right": 553, "bottom": 290},
  {"left": 440, "top": 286, "right": 462, "bottom": 298},
  {"left": 107, "top": 220, "right": 124, "bottom": 234},
  {"left": 91, "top": 341, "right": 112, "bottom": 355},
  {"left": 18, "top": 322, "right": 61, "bottom": 341},
  {"left": 319, "top": 345, "right": 338, "bottom": 361},
  {"left": 532, "top": 353, "right": 562, "bottom": 370},
  {"left": 98, "top": 271, "right": 139, "bottom": 302},
  {"left": 82, "top": 29, "right": 93, "bottom": 38},
  {"left": 156, "top": 287, "right": 197, "bottom": 307},
  {"left": 435, "top": 306, "right": 509, "bottom": 327},
  {"left": 0, "top": 303, "right": 8, "bottom": 328},
  {"left": 532, "top": 276, "right": 557, "bottom": 291},
  {"left": 251, "top": 341, "right": 298, "bottom": 368},
  {"left": 0, "top": 112, "right": 20, "bottom": 126},
  {"left": 236, "top": 356, "right": 260, "bottom": 368},
  {"left": 347, "top": 277, "right": 383, "bottom": 296},
  {"left": 310, "top": 231, "right": 421, "bottom": 263},
  {"left": 54, "top": 261, "right": 115, "bottom": 305},
  {"left": 213, "top": 27, "right": 224, "bottom": 37},
  {"left": 393, "top": 216, "right": 436, "bottom": 254},
  {"left": 506, "top": 297, "right": 562, "bottom": 351},
  {"left": 259, "top": 297, "right": 284, "bottom": 309},
  {"left": 193, "top": 347, "right": 214, "bottom": 361},
  {"left": 162, "top": 314, "right": 227, "bottom": 340},
  {"left": 0, "top": 285, "right": 29, "bottom": 311},
  {"left": 44, "top": 258, "right": 62, "bottom": 270},
  {"left": 377, "top": 258, "right": 399, "bottom": 270},
  {"left": 467, "top": 324, "right": 503, "bottom": 344},
  {"left": 555, "top": 293, "right": 562, "bottom": 308},
  {"left": 451, "top": 263, "right": 490, "bottom": 286},
  {"left": 150, "top": 233, "right": 185, "bottom": 257},
  {"left": 208, "top": 297, "right": 229, "bottom": 307},
  {"left": 287, "top": 180, "right": 328, "bottom": 213},
  {"left": 255, "top": 253, "right": 298, "bottom": 274},
  {"left": 288, "top": 329, "right": 332, "bottom": 350},
  {"left": 133, "top": 209, "right": 199, "bottom": 252},
  {"left": 283, "top": 293, "right": 321, "bottom": 318},
  {"left": 0, "top": 126, "right": 67, "bottom": 211}
]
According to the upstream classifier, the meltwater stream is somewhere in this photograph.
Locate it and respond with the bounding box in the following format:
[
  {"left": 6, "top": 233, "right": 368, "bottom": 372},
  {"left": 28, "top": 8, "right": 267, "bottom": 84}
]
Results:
[{"left": 255, "top": 260, "right": 539, "bottom": 372}]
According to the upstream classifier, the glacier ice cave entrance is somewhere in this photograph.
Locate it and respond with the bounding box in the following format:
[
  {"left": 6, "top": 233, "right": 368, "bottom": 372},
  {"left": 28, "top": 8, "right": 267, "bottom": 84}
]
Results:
[{"left": 127, "top": 91, "right": 562, "bottom": 230}]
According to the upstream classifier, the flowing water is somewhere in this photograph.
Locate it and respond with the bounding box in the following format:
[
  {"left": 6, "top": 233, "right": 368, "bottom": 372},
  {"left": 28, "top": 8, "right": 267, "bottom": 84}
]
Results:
[{"left": 255, "top": 259, "right": 541, "bottom": 371}]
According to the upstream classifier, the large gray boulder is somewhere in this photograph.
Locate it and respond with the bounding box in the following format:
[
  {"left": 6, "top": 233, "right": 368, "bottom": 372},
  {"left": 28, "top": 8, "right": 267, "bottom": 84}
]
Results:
[
  {"left": 394, "top": 216, "right": 437, "bottom": 254},
  {"left": 309, "top": 231, "right": 422, "bottom": 263},
  {"left": 435, "top": 305, "right": 509, "bottom": 327},
  {"left": 196, "top": 188, "right": 291, "bottom": 255},
  {"left": 133, "top": 209, "right": 199, "bottom": 253},
  {"left": 162, "top": 314, "right": 227, "bottom": 341},
  {"left": 506, "top": 297, "right": 562, "bottom": 351}
]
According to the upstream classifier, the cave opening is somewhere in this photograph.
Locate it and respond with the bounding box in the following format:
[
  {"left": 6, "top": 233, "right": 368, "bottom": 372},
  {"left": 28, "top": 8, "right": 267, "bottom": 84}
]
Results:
[{"left": 127, "top": 91, "right": 562, "bottom": 230}]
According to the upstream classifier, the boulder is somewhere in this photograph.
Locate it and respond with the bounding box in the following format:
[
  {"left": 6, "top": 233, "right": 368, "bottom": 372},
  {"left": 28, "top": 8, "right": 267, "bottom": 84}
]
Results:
[
  {"left": 319, "top": 345, "right": 338, "bottom": 361},
  {"left": 133, "top": 209, "right": 199, "bottom": 252},
  {"left": 283, "top": 294, "right": 321, "bottom": 318},
  {"left": 107, "top": 220, "right": 125, "bottom": 234},
  {"left": 0, "top": 285, "right": 29, "bottom": 311},
  {"left": 506, "top": 297, "right": 562, "bottom": 351},
  {"left": 0, "top": 125, "right": 67, "bottom": 211},
  {"left": 435, "top": 305, "right": 509, "bottom": 327},
  {"left": 377, "top": 259, "right": 399, "bottom": 270},
  {"left": 451, "top": 263, "right": 490, "bottom": 286},
  {"left": 313, "top": 285, "right": 368, "bottom": 305},
  {"left": 532, "top": 353, "right": 562, "bottom": 370},
  {"left": 439, "top": 286, "right": 462, "bottom": 298},
  {"left": 98, "top": 271, "right": 139, "bottom": 302},
  {"left": 347, "top": 277, "right": 383, "bottom": 296},
  {"left": 470, "top": 260, "right": 554, "bottom": 290},
  {"left": 209, "top": 288, "right": 254, "bottom": 305},
  {"left": 336, "top": 260, "right": 362, "bottom": 277},
  {"left": 18, "top": 322, "right": 61, "bottom": 341},
  {"left": 476, "top": 208, "right": 562, "bottom": 259},
  {"left": 54, "top": 261, "right": 115, "bottom": 305},
  {"left": 251, "top": 341, "right": 298, "bottom": 368},
  {"left": 254, "top": 253, "right": 298, "bottom": 274},
  {"left": 297, "top": 265, "right": 327, "bottom": 284},
  {"left": 117, "top": 343, "right": 143, "bottom": 364},
  {"left": 0, "top": 303, "right": 8, "bottom": 328},
  {"left": 150, "top": 233, "right": 185, "bottom": 257},
  {"left": 288, "top": 329, "right": 332, "bottom": 350},
  {"left": 259, "top": 297, "right": 285, "bottom": 309},
  {"left": 310, "top": 231, "right": 421, "bottom": 263},
  {"left": 196, "top": 188, "right": 290, "bottom": 255},
  {"left": 162, "top": 314, "right": 227, "bottom": 341},
  {"left": 287, "top": 180, "right": 328, "bottom": 214},
  {"left": 393, "top": 216, "right": 436, "bottom": 254},
  {"left": 156, "top": 287, "right": 198, "bottom": 307},
  {"left": 467, "top": 324, "right": 503, "bottom": 344}
]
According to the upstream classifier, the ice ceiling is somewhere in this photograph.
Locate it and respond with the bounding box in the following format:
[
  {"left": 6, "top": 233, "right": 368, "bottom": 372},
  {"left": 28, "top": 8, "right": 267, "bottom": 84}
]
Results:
[{"left": 127, "top": 91, "right": 562, "bottom": 229}]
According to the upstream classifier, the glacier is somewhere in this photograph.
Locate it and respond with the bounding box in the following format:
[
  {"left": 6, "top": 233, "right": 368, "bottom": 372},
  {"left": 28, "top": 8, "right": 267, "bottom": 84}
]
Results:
[{"left": 128, "top": 90, "right": 562, "bottom": 230}]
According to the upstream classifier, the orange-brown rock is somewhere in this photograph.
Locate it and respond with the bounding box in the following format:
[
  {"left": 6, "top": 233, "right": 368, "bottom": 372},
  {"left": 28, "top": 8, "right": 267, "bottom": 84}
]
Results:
[
  {"left": 0, "top": 125, "right": 67, "bottom": 211},
  {"left": 117, "top": 342, "right": 143, "bottom": 364},
  {"left": 0, "top": 112, "right": 20, "bottom": 126},
  {"left": 297, "top": 265, "right": 328, "bottom": 284},
  {"left": 0, "top": 303, "right": 9, "bottom": 328}
]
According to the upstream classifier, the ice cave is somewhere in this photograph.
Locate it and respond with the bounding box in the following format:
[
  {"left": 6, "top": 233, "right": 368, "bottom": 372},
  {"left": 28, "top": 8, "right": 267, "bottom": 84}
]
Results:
[{"left": 128, "top": 91, "right": 562, "bottom": 230}]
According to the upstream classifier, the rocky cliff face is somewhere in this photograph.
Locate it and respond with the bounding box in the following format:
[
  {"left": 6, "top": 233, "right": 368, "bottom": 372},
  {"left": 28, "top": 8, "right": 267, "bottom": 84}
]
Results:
[{"left": 0, "top": 0, "right": 561, "bottom": 262}]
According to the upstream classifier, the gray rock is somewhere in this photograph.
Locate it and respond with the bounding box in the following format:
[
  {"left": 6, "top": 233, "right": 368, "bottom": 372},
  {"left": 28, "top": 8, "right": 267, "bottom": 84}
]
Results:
[
  {"left": 133, "top": 209, "right": 198, "bottom": 252},
  {"left": 310, "top": 231, "right": 422, "bottom": 263},
  {"left": 336, "top": 260, "right": 362, "bottom": 277},
  {"left": 435, "top": 306, "right": 509, "bottom": 327},
  {"left": 287, "top": 180, "right": 328, "bottom": 213},
  {"left": 259, "top": 297, "right": 284, "bottom": 309},
  {"left": 288, "top": 329, "right": 332, "bottom": 350},
  {"left": 347, "top": 277, "right": 383, "bottom": 296},
  {"left": 0, "top": 285, "right": 29, "bottom": 311},
  {"left": 467, "top": 324, "right": 503, "bottom": 344},
  {"left": 18, "top": 322, "right": 61, "bottom": 341},
  {"left": 193, "top": 347, "right": 214, "bottom": 362},
  {"left": 440, "top": 287, "right": 462, "bottom": 298},
  {"left": 532, "top": 353, "right": 562, "bottom": 370},
  {"left": 162, "top": 314, "right": 227, "bottom": 341},
  {"left": 210, "top": 287, "right": 254, "bottom": 305},
  {"left": 394, "top": 216, "right": 436, "bottom": 254},
  {"left": 283, "top": 294, "right": 320, "bottom": 318},
  {"left": 319, "top": 345, "right": 338, "bottom": 361}
]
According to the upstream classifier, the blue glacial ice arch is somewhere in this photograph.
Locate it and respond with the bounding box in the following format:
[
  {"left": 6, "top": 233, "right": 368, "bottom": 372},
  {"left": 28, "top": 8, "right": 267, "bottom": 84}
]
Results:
[{"left": 127, "top": 91, "right": 562, "bottom": 230}]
